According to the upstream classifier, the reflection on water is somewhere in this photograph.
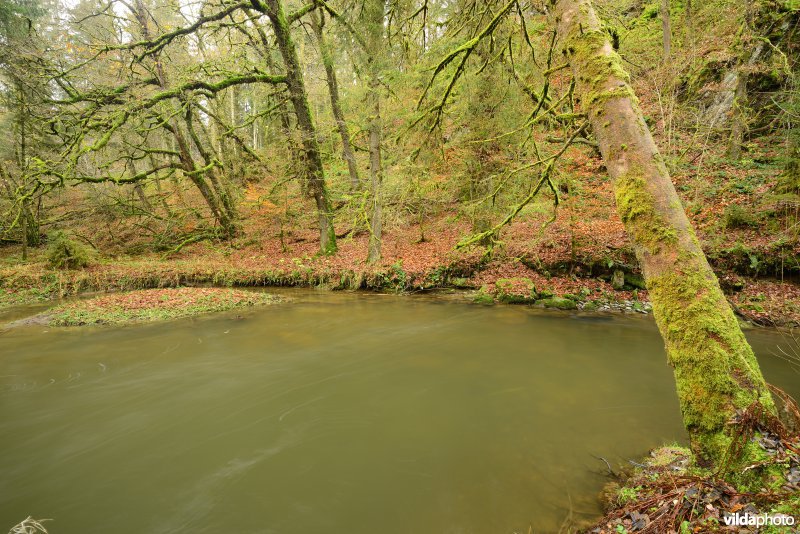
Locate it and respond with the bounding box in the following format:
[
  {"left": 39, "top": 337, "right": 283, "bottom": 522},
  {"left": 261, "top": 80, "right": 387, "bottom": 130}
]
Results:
[{"left": 1, "top": 290, "right": 798, "bottom": 533}]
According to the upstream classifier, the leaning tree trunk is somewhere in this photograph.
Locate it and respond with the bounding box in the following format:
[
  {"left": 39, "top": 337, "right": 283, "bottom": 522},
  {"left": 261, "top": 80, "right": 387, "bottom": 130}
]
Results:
[
  {"left": 551, "top": 0, "right": 775, "bottom": 467},
  {"left": 264, "top": 0, "right": 337, "bottom": 255}
]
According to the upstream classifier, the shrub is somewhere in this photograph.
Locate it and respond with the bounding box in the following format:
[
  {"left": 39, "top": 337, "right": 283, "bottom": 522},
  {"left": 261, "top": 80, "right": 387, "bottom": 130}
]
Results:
[
  {"left": 46, "top": 230, "right": 93, "bottom": 269},
  {"left": 723, "top": 204, "right": 757, "bottom": 229}
]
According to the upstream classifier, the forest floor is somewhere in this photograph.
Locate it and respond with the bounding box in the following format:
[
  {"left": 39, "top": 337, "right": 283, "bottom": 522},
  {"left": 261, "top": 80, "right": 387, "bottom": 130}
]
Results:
[
  {"left": 584, "top": 437, "right": 800, "bottom": 534},
  {"left": 1, "top": 143, "right": 799, "bottom": 533},
  {"left": 2, "top": 139, "right": 799, "bottom": 327}
]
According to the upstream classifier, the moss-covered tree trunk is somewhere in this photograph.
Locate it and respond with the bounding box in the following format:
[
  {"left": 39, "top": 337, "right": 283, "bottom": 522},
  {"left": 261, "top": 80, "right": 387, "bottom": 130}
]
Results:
[
  {"left": 311, "top": 10, "right": 361, "bottom": 192},
  {"left": 785, "top": 139, "right": 800, "bottom": 191},
  {"left": 551, "top": 0, "right": 775, "bottom": 467},
  {"left": 661, "top": 0, "right": 671, "bottom": 60},
  {"left": 131, "top": 0, "right": 236, "bottom": 237},
  {"left": 264, "top": 0, "right": 337, "bottom": 255},
  {"left": 364, "top": 0, "right": 385, "bottom": 264}
]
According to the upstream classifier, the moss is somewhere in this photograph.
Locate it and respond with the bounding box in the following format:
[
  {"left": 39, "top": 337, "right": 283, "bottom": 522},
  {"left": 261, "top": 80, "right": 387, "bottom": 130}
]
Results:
[
  {"left": 581, "top": 300, "right": 600, "bottom": 311},
  {"left": 765, "top": 494, "right": 800, "bottom": 531},
  {"left": 495, "top": 277, "right": 537, "bottom": 303},
  {"left": 47, "top": 231, "right": 94, "bottom": 270},
  {"left": 563, "top": 29, "right": 637, "bottom": 114},
  {"left": 614, "top": 168, "right": 678, "bottom": 255},
  {"left": 535, "top": 297, "right": 578, "bottom": 310},
  {"left": 320, "top": 233, "right": 338, "bottom": 256},
  {"left": 449, "top": 277, "right": 473, "bottom": 289},
  {"left": 648, "top": 445, "right": 691, "bottom": 467},
  {"left": 648, "top": 256, "right": 776, "bottom": 466},
  {"left": 723, "top": 437, "right": 793, "bottom": 494},
  {"left": 625, "top": 273, "right": 647, "bottom": 290},
  {"left": 723, "top": 203, "right": 758, "bottom": 228},
  {"left": 471, "top": 290, "right": 495, "bottom": 305}
]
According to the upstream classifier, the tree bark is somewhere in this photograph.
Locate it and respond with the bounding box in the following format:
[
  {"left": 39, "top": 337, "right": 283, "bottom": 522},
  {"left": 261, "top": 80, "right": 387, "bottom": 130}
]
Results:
[
  {"left": 131, "top": 0, "right": 236, "bottom": 236},
  {"left": 366, "top": 77, "right": 384, "bottom": 264},
  {"left": 552, "top": 0, "right": 775, "bottom": 467},
  {"left": 661, "top": 0, "right": 671, "bottom": 60},
  {"left": 727, "top": 71, "right": 748, "bottom": 160},
  {"left": 311, "top": 10, "right": 362, "bottom": 191},
  {"left": 263, "top": 0, "right": 337, "bottom": 255},
  {"left": 685, "top": 0, "right": 693, "bottom": 49},
  {"left": 21, "top": 198, "right": 28, "bottom": 261},
  {"left": 365, "top": 0, "right": 385, "bottom": 264}
]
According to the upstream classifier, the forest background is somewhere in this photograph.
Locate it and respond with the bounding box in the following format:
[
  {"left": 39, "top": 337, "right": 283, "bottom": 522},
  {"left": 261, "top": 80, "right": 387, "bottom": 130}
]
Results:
[{"left": 0, "top": 0, "right": 798, "bottom": 323}]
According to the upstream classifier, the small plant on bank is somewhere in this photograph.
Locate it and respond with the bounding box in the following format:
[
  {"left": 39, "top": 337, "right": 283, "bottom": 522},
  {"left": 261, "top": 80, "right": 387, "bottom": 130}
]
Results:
[
  {"left": 46, "top": 230, "right": 93, "bottom": 269},
  {"left": 723, "top": 204, "right": 758, "bottom": 229},
  {"left": 616, "top": 485, "right": 641, "bottom": 505}
]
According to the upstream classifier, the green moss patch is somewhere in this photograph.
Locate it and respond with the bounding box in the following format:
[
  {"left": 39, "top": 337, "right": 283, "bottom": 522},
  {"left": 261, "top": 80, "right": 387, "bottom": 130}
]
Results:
[
  {"left": 535, "top": 297, "right": 578, "bottom": 310},
  {"left": 47, "top": 287, "right": 280, "bottom": 326}
]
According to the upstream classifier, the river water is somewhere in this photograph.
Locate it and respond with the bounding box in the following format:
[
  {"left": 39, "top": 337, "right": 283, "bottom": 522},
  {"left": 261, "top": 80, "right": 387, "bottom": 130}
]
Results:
[{"left": 1, "top": 289, "right": 798, "bottom": 533}]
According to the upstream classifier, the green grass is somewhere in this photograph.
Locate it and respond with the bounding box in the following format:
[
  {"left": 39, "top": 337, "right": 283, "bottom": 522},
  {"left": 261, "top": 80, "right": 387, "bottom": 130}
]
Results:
[{"left": 0, "top": 286, "right": 56, "bottom": 309}]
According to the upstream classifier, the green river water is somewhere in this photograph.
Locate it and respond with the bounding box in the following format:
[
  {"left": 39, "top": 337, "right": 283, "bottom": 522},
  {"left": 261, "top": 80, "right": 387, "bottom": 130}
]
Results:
[{"left": 1, "top": 289, "right": 799, "bottom": 533}]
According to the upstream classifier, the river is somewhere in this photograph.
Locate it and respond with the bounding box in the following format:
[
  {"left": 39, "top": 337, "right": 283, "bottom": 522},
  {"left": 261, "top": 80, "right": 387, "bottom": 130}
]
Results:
[{"left": 1, "top": 289, "right": 798, "bottom": 533}]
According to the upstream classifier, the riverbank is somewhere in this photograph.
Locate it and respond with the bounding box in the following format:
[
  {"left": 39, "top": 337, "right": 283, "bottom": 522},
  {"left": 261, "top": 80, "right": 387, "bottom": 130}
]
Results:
[
  {"left": 1, "top": 246, "right": 798, "bottom": 327},
  {"left": 585, "top": 425, "right": 800, "bottom": 533}
]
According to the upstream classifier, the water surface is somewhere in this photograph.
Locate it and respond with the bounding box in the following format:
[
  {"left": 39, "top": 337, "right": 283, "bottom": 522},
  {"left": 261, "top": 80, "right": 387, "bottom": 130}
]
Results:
[{"left": 1, "top": 290, "right": 798, "bottom": 533}]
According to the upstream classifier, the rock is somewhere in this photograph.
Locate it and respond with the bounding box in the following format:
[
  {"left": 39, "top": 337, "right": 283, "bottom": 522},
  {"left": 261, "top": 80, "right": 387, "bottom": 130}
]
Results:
[
  {"left": 611, "top": 269, "right": 625, "bottom": 290},
  {"left": 582, "top": 301, "right": 600, "bottom": 311},
  {"left": 450, "top": 277, "right": 474, "bottom": 289},
  {"left": 786, "top": 467, "right": 800, "bottom": 484},
  {"left": 536, "top": 297, "right": 578, "bottom": 310},
  {"left": 625, "top": 273, "right": 647, "bottom": 290},
  {"left": 470, "top": 291, "right": 495, "bottom": 305},
  {"left": 628, "top": 511, "right": 648, "bottom": 530}
]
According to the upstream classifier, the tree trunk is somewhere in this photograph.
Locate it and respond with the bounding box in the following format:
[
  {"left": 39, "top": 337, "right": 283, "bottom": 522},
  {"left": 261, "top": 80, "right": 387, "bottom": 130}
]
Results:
[
  {"left": 780, "top": 131, "right": 800, "bottom": 192},
  {"left": 552, "top": 0, "right": 775, "bottom": 467},
  {"left": 184, "top": 107, "right": 239, "bottom": 227},
  {"left": 311, "top": 10, "right": 361, "bottom": 191},
  {"left": 366, "top": 77, "right": 384, "bottom": 263},
  {"left": 264, "top": 0, "right": 337, "bottom": 255},
  {"left": 244, "top": 8, "right": 305, "bottom": 193},
  {"left": 21, "top": 198, "right": 28, "bottom": 261},
  {"left": 365, "top": 0, "right": 385, "bottom": 264},
  {"left": 661, "top": 0, "right": 671, "bottom": 60},
  {"left": 131, "top": 0, "right": 236, "bottom": 237},
  {"left": 727, "top": 70, "right": 748, "bottom": 160},
  {"left": 685, "top": 0, "right": 693, "bottom": 49}
]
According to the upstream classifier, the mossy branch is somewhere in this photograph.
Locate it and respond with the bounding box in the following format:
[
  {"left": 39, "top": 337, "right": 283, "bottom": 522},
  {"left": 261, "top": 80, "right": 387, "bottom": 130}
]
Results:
[
  {"left": 457, "top": 122, "right": 588, "bottom": 250},
  {"left": 415, "top": 0, "right": 516, "bottom": 126}
]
